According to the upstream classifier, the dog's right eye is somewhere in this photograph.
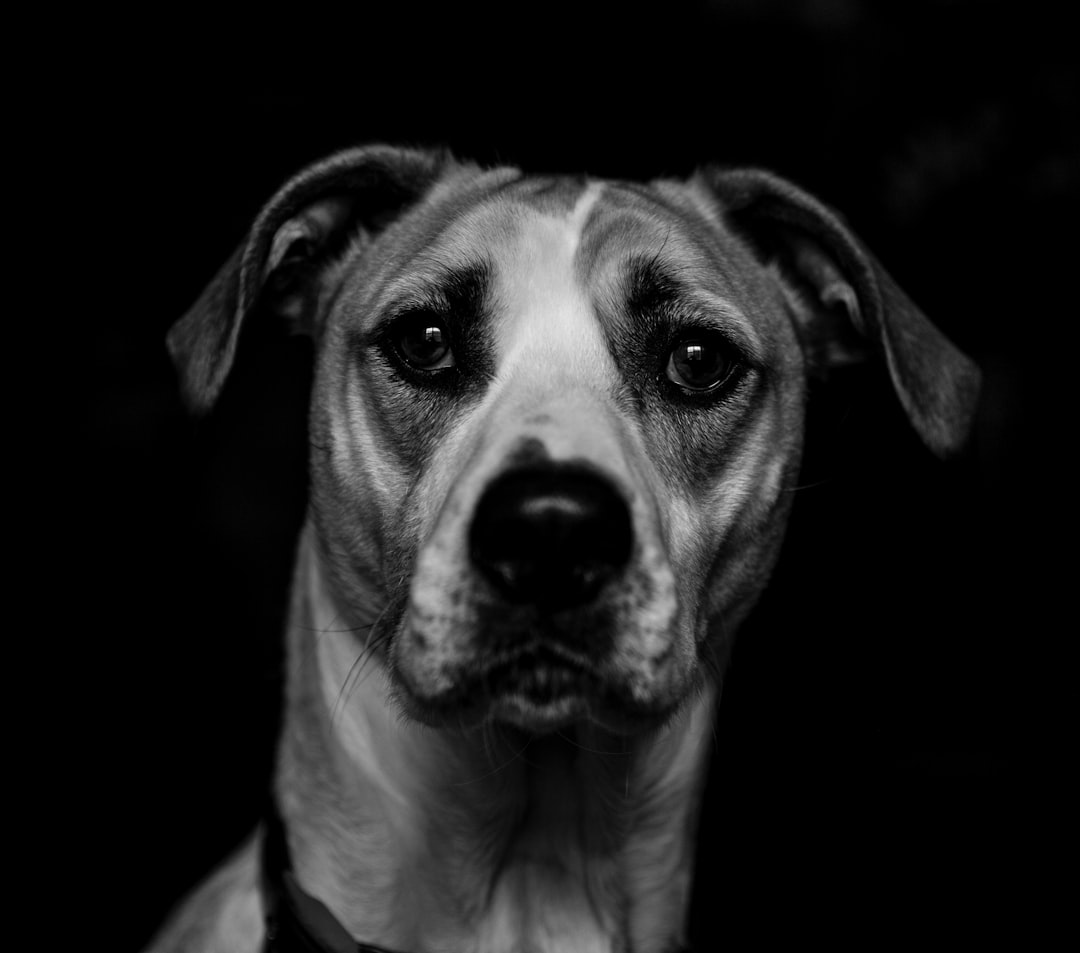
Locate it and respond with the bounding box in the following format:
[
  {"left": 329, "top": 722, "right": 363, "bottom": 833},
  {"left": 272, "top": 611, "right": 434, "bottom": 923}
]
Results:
[
  {"left": 665, "top": 331, "right": 740, "bottom": 394},
  {"left": 393, "top": 314, "right": 455, "bottom": 371}
]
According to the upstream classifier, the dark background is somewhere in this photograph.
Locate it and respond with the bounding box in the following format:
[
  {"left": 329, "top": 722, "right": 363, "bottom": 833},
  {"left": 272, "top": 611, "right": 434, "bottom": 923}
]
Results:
[{"left": 65, "top": 1, "right": 1072, "bottom": 948}]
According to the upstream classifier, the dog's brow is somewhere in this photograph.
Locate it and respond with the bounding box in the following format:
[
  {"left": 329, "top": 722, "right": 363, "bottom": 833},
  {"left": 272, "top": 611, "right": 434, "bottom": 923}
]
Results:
[
  {"left": 625, "top": 256, "right": 684, "bottom": 315},
  {"left": 384, "top": 259, "right": 492, "bottom": 320},
  {"left": 433, "top": 260, "right": 491, "bottom": 316},
  {"left": 618, "top": 253, "right": 765, "bottom": 366}
]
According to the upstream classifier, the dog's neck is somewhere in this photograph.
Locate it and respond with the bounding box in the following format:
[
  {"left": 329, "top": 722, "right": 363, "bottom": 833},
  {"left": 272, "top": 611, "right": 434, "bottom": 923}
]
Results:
[{"left": 276, "top": 529, "right": 713, "bottom": 953}]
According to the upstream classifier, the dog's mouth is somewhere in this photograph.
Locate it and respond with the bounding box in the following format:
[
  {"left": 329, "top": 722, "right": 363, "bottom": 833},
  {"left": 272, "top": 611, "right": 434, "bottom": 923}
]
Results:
[
  {"left": 479, "top": 646, "right": 598, "bottom": 732},
  {"left": 398, "top": 642, "right": 676, "bottom": 735}
]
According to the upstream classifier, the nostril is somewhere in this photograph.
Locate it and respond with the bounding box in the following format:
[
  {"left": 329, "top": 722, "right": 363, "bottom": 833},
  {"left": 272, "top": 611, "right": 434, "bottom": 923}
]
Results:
[{"left": 469, "top": 467, "right": 633, "bottom": 610}]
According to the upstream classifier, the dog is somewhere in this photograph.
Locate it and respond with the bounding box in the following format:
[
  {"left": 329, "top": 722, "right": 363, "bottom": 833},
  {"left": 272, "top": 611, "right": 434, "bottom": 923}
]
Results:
[{"left": 146, "top": 145, "right": 980, "bottom": 953}]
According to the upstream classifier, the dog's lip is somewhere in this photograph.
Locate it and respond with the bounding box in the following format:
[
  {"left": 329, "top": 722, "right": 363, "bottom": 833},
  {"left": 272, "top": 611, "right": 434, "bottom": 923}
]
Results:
[
  {"left": 456, "top": 644, "right": 601, "bottom": 723},
  {"left": 399, "top": 643, "right": 676, "bottom": 734},
  {"left": 481, "top": 644, "right": 597, "bottom": 693}
]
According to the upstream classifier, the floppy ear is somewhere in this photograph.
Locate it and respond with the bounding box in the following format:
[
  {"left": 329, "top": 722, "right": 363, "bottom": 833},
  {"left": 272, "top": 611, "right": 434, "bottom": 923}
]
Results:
[
  {"left": 699, "top": 167, "right": 981, "bottom": 458},
  {"left": 167, "top": 145, "right": 451, "bottom": 413}
]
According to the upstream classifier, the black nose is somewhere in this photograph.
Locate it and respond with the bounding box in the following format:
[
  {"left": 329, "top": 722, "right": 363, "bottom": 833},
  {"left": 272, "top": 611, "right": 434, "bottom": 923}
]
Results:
[{"left": 469, "top": 467, "right": 633, "bottom": 611}]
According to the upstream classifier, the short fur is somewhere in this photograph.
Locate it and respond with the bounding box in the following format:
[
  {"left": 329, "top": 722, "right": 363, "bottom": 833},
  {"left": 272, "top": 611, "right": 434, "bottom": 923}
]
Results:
[{"left": 147, "top": 146, "right": 980, "bottom": 953}]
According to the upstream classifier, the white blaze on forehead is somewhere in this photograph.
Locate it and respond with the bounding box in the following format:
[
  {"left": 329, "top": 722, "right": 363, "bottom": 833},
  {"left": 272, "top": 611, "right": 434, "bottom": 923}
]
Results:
[{"left": 493, "top": 183, "right": 609, "bottom": 372}]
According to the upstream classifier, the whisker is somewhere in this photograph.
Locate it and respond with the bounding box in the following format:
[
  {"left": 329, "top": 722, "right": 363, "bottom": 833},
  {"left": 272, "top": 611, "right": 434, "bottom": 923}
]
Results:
[
  {"left": 782, "top": 476, "right": 833, "bottom": 493},
  {"left": 330, "top": 606, "right": 395, "bottom": 724},
  {"left": 296, "top": 620, "right": 378, "bottom": 635}
]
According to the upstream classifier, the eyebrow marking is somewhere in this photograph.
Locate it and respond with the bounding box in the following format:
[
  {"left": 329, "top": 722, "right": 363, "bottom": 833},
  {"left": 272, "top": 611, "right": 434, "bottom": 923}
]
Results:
[
  {"left": 348, "top": 260, "right": 494, "bottom": 361},
  {"left": 625, "top": 255, "right": 684, "bottom": 317},
  {"left": 619, "top": 254, "right": 766, "bottom": 367},
  {"left": 383, "top": 259, "right": 492, "bottom": 321}
]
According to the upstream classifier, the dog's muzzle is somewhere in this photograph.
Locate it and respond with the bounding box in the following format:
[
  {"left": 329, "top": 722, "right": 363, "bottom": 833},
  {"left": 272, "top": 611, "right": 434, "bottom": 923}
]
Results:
[
  {"left": 392, "top": 455, "right": 683, "bottom": 735},
  {"left": 469, "top": 465, "right": 633, "bottom": 612}
]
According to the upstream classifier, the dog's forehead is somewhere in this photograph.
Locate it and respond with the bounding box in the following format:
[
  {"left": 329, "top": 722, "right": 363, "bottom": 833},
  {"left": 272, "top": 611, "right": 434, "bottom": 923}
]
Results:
[
  {"left": 424, "top": 172, "right": 761, "bottom": 325},
  {"left": 438, "top": 173, "right": 743, "bottom": 279}
]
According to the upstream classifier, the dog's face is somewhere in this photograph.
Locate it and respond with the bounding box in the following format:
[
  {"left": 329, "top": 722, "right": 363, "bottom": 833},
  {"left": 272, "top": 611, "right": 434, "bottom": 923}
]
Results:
[
  {"left": 312, "top": 171, "right": 808, "bottom": 734},
  {"left": 169, "top": 147, "right": 980, "bottom": 737}
]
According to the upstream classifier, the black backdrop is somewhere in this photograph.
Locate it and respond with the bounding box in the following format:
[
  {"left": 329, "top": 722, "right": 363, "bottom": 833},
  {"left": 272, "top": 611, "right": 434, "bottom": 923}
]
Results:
[{"left": 65, "top": 2, "right": 1072, "bottom": 948}]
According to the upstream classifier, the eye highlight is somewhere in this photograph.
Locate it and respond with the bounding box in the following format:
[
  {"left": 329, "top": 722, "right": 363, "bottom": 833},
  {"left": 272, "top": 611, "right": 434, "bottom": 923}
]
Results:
[
  {"left": 393, "top": 313, "right": 455, "bottom": 370},
  {"left": 665, "top": 331, "right": 739, "bottom": 393}
]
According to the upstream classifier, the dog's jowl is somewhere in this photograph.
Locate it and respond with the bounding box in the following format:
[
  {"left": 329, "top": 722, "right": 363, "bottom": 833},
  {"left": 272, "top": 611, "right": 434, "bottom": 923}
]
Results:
[{"left": 149, "top": 146, "right": 980, "bottom": 953}]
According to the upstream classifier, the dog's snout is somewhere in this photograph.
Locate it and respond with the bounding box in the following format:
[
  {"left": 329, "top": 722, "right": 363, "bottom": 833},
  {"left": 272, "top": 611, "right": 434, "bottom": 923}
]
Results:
[{"left": 469, "top": 468, "right": 633, "bottom": 611}]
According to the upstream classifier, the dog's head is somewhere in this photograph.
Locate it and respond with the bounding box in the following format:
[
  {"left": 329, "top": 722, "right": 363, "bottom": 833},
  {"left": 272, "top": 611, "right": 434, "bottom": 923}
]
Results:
[{"left": 170, "top": 146, "right": 979, "bottom": 736}]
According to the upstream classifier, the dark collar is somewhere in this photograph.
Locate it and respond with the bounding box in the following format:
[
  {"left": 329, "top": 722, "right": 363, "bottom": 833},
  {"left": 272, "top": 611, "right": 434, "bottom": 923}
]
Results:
[{"left": 260, "top": 798, "right": 406, "bottom": 953}]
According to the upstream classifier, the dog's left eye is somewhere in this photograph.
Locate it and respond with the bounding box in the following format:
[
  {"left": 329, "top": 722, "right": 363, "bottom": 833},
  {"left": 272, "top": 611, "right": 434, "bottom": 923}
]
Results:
[
  {"left": 665, "top": 333, "right": 738, "bottom": 392},
  {"left": 394, "top": 315, "right": 455, "bottom": 370}
]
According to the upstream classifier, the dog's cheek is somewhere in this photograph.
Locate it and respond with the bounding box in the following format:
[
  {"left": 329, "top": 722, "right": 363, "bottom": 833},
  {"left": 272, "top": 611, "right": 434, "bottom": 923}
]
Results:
[
  {"left": 302, "top": 365, "right": 428, "bottom": 617},
  {"left": 380, "top": 416, "right": 498, "bottom": 699},
  {"left": 660, "top": 391, "right": 802, "bottom": 650},
  {"left": 366, "top": 376, "right": 454, "bottom": 475},
  {"left": 381, "top": 398, "right": 491, "bottom": 572},
  {"left": 321, "top": 356, "right": 462, "bottom": 559},
  {"left": 697, "top": 452, "right": 800, "bottom": 648}
]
